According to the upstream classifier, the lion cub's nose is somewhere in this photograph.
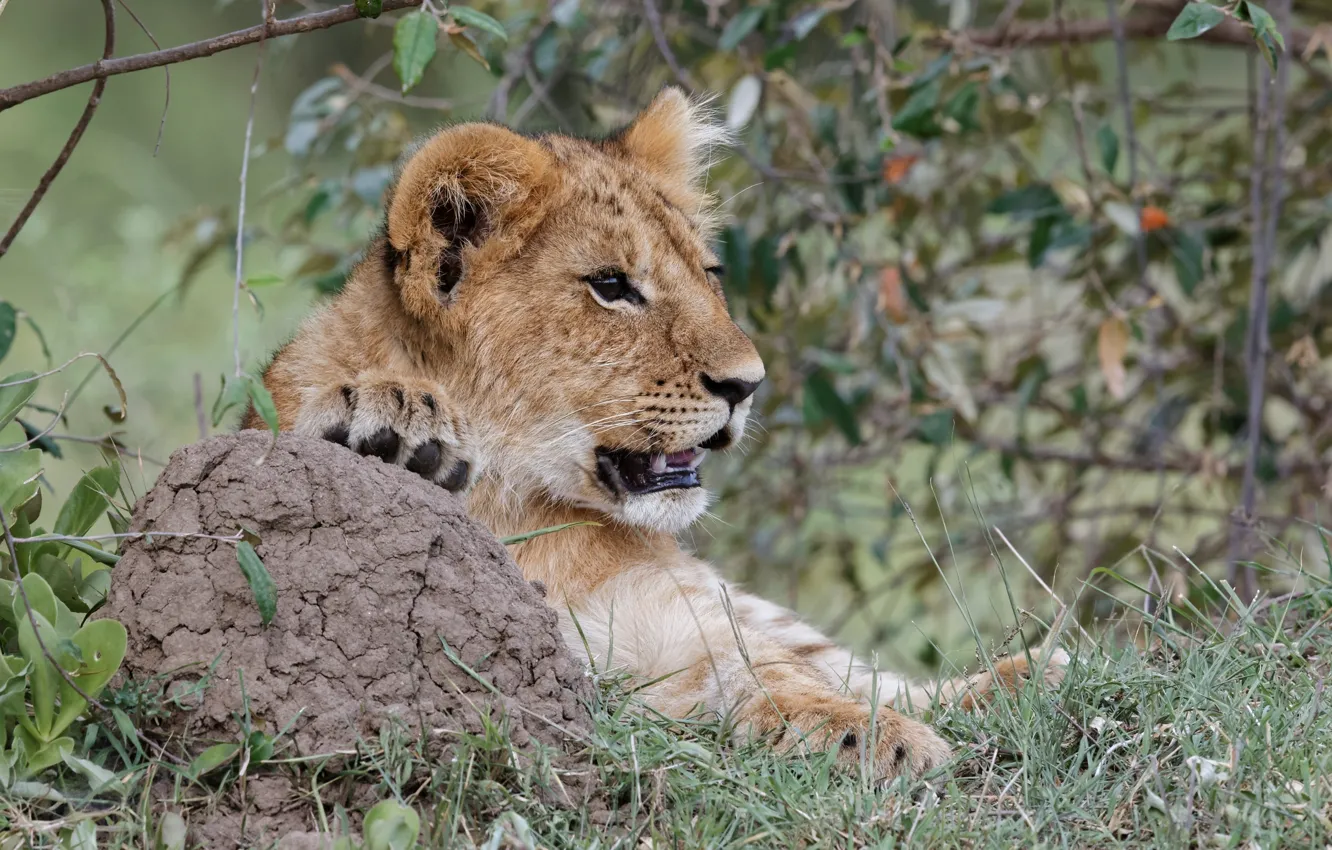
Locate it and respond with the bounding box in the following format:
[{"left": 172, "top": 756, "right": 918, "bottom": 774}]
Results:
[{"left": 700, "top": 373, "right": 762, "bottom": 408}]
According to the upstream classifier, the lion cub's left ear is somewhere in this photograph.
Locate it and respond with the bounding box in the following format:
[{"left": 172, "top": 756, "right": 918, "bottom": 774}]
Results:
[
  {"left": 385, "top": 123, "right": 552, "bottom": 319},
  {"left": 619, "top": 87, "right": 730, "bottom": 201}
]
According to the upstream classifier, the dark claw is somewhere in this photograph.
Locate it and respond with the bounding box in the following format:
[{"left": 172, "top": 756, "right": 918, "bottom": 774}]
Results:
[
  {"left": 322, "top": 424, "right": 351, "bottom": 447},
  {"left": 358, "top": 427, "right": 400, "bottom": 463},
  {"left": 405, "top": 439, "right": 444, "bottom": 479},
  {"left": 440, "top": 458, "right": 470, "bottom": 492}
]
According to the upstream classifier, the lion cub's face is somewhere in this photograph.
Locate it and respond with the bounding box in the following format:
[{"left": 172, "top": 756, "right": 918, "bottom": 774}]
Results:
[{"left": 384, "top": 89, "right": 763, "bottom": 533}]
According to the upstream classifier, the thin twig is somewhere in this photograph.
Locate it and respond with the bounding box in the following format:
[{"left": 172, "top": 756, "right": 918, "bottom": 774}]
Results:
[
  {"left": 0, "top": 0, "right": 419, "bottom": 112},
  {"left": 330, "top": 62, "right": 455, "bottom": 110},
  {"left": 115, "top": 0, "right": 169, "bottom": 155},
  {"left": 643, "top": 0, "right": 694, "bottom": 89},
  {"left": 1230, "top": 1, "right": 1291, "bottom": 601},
  {"left": 233, "top": 0, "right": 271, "bottom": 378},
  {"left": 0, "top": 0, "right": 115, "bottom": 258}
]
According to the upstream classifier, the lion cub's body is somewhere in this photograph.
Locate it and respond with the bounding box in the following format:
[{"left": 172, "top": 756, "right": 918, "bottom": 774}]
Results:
[{"left": 253, "top": 89, "right": 1061, "bottom": 783}]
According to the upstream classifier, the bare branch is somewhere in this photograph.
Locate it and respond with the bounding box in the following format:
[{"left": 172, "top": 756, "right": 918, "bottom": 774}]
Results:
[
  {"left": 0, "top": 0, "right": 419, "bottom": 112},
  {"left": 233, "top": 0, "right": 271, "bottom": 379},
  {"left": 0, "top": 0, "right": 115, "bottom": 258}
]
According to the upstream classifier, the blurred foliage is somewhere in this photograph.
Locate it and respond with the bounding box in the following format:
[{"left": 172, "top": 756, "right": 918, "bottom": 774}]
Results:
[{"left": 4, "top": 0, "right": 1332, "bottom": 669}]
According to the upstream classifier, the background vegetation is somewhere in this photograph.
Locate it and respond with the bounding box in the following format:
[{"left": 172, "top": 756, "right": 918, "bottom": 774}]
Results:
[{"left": 2, "top": 0, "right": 1331, "bottom": 845}]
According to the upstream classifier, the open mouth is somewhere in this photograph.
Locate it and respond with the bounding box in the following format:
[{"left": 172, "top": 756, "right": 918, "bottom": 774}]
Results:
[{"left": 595, "top": 447, "right": 706, "bottom": 495}]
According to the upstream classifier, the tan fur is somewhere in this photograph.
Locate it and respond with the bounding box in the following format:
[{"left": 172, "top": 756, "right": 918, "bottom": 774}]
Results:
[{"left": 249, "top": 88, "right": 1065, "bottom": 783}]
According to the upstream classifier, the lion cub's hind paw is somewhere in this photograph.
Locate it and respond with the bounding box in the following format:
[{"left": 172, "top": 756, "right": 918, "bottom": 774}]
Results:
[
  {"left": 301, "top": 376, "right": 473, "bottom": 492},
  {"left": 958, "top": 647, "right": 1069, "bottom": 710}
]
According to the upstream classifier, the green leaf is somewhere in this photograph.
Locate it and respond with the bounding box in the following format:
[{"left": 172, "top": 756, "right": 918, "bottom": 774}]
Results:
[
  {"left": 188, "top": 743, "right": 240, "bottom": 778},
  {"left": 915, "top": 410, "right": 955, "bottom": 446},
  {"left": 0, "top": 372, "right": 38, "bottom": 432},
  {"left": 52, "top": 618, "right": 127, "bottom": 738},
  {"left": 1166, "top": 3, "right": 1226, "bottom": 41},
  {"left": 1170, "top": 229, "right": 1206, "bottom": 296},
  {"left": 393, "top": 10, "right": 439, "bottom": 93},
  {"left": 53, "top": 462, "right": 120, "bottom": 538},
  {"left": 890, "top": 79, "right": 942, "bottom": 139},
  {"left": 363, "top": 800, "right": 421, "bottom": 850},
  {"left": 1096, "top": 123, "right": 1119, "bottom": 175},
  {"left": 500, "top": 521, "right": 600, "bottom": 545},
  {"left": 988, "top": 184, "right": 1064, "bottom": 221},
  {"left": 804, "top": 371, "right": 861, "bottom": 445},
  {"left": 788, "top": 8, "right": 829, "bottom": 41},
  {"left": 355, "top": 0, "right": 382, "bottom": 18},
  {"left": 448, "top": 6, "right": 508, "bottom": 41},
  {"left": 719, "top": 6, "right": 765, "bottom": 51},
  {"left": 236, "top": 542, "right": 277, "bottom": 626},
  {"left": 244, "top": 376, "right": 279, "bottom": 436},
  {"left": 211, "top": 374, "right": 250, "bottom": 428},
  {"left": 0, "top": 448, "right": 41, "bottom": 515},
  {"left": 61, "top": 751, "right": 117, "bottom": 793},
  {"left": 0, "top": 302, "right": 15, "bottom": 363},
  {"left": 942, "top": 81, "right": 980, "bottom": 133},
  {"left": 244, "top": 273, "right": 283, "bottom": 288}
]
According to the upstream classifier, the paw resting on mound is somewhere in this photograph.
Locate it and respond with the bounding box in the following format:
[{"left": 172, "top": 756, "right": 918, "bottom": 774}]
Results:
[{"left": 295, "top": 372, "right": 474, "bottom": 492}]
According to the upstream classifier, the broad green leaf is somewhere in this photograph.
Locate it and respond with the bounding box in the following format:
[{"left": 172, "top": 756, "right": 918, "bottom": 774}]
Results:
[
  {"left": 988, "top": 184, "right": 1064, "bottom": 221},
  {"left": 51, "top": 618, "right": 127, "bottom": 738},
  {"left": 1166, "top": 3, "right": 1226, "bottom": 41},
  {"left": 53, "top": 462, "right": 120, "bottom": 538},
  {"left": 0, "top": 371, "right": 37, "bottom": 431},
  {"left": 0, "top": 302, "right": 14, "bottom": 363},
  {"left": 363, "top": 800, "right": 421, "bottom": 850},
  {"left": 61, "top": 818, "right": 98, "bottom": 850},
  {"left": 803, "top": 371, "right": 861, "bottom": 445},
  {"left": 719, "top": 6, "right": 764, "bottom": 51},
  {"left": 244, "top": 376, "right": 279, "bottom": 436},
  {"left": 236, "top": 542, "right": 277, "bottom": 626},
  {"left": 0, "top": 448, "right": 40, "bottom": 514},
  {"left": 14, "top": 730, "right": 73, "bottom": 774},
  {"left": 1096, "top": 123, "right": 1119, "bottom": 175},
  {"left": 393, "top": 10, "right": 439, "bottom": 93},
  {"left": 448, "top": 6, "right": 508, "bottom": 41},
  {"left": 245, "top": 273, "right": 283, "bottom": 287},
  {"left": 355, "top": 0, "right": 382, "bottom": 18},
  {"left": 188, "top": 742, "right": 240, "bottom": 778},
  {"left": 943, "top": 81, "right": 980, "bottom": 133}
]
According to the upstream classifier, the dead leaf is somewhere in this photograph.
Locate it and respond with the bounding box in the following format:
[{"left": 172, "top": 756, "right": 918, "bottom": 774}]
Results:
[
  {"left": 1286, "top": 334, "right": 1319, "bottom": 369},
  {"left": 883, "top": 154, "right": 920, "bottom": 184},
  {"left": 1139, "top": 205, "right": 1170, "bottom": 233},
  {"left": 1098, "top": 316, "right": 1129, "bottom": 400},
  {"left": 878, "top": 266, "right": 908, "bottom": 324}
]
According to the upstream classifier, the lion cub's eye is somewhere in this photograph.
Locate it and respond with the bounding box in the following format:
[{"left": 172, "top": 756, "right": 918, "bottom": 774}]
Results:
[
  {"left": 583, "top": 269, "right": 642, "bottom": 306},
  {"left": 705, "top": 265, "right": 725, "bottom": 279}
]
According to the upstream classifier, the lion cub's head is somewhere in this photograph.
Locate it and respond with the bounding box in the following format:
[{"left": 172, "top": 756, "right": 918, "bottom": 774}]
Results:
[{"left": 378, "top": 87, "right": 763, "bottom": 534}]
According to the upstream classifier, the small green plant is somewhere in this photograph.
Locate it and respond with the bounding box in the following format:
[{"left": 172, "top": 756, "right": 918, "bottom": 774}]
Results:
[{"left": 0, "top": 369, "right": 129, "bottom": 791}]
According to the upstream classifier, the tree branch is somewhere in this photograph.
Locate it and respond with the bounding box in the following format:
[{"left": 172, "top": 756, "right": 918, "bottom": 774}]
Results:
[
  {"left": 936, "top": 0, "right": 1317, "bottom": 56},
  {"left": 0, "top": 0, "right": 418, "bottom": 113},
  {"left": 0, "top": 0, "right": 115, "bottom": 258}
]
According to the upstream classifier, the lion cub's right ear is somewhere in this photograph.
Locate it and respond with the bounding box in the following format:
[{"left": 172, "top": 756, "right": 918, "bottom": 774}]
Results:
[{"left": 385, "top": 123, "right": 552, "bottom": 318}]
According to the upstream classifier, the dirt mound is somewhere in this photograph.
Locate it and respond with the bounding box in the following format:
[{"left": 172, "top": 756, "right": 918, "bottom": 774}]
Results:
[{"left": 104, "top": 432, "right": 592, "bottom": 844}]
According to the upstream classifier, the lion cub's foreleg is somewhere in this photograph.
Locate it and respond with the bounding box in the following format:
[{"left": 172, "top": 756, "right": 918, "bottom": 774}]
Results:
[
  {"left": 561, "top": 562, "right": 952, "bottom": 783},
  {"left": 728, "top": 591, "right": 1068, "bottom": 712}
]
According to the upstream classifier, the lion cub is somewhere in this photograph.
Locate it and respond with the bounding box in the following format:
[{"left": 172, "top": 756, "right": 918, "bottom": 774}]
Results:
[{"left": 251, "top": 88, "right": 1063, "bottom": 782}]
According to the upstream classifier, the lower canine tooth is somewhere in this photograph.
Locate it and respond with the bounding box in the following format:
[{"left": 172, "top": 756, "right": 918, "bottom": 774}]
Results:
[
  {"left": 650, "top": 453, "right": 668, "bottom": 474},
  {"left": 688, "top": 450, "right": 706, "bottom": 469}
]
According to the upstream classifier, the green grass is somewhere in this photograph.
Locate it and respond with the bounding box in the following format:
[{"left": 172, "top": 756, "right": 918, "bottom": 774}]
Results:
[{"left": 4, "top": 575, "right": 1330, "bottom": 849}]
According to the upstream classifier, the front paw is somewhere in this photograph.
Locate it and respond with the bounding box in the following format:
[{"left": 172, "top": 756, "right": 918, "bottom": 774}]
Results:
[
  {"left": 297, "top": 374, "right": 474, "bottom": 492},
  {"left": 774, "top": 697, "right": 951, "bottom": 783}
]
